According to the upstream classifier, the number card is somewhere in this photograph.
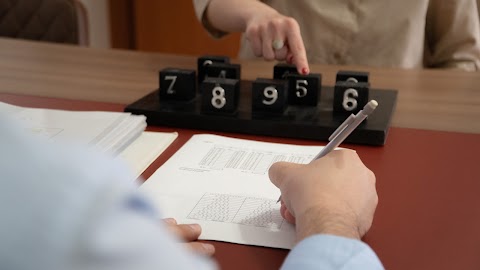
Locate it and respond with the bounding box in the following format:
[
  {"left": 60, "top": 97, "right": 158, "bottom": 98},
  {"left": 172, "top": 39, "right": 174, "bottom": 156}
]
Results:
[
  {"left": 205, "top": 63, "right": 241, "bottom": 80},
  {"left": 333, "top": 81, "right": 369, "bottom": 114},
  {"left": 252, "top": 78, "right": 288, "bottom": 114},
  {"left": 201, "top": 77, "right": 240, "bottom": 114},
  {"left": 286, "top": 73, "right": 322, "bottom": 106},
  {"left": 273, "top": 63, "right": 298, "bottom": 80},
  {"left": 197, "top": 55, "right": 230, "bottom": 83},
  {"left": 159, "top": 68, "right": 196, "bottom": 101},
  {"left": 336, "top": 70, "right": 369, "bottom": 84}
]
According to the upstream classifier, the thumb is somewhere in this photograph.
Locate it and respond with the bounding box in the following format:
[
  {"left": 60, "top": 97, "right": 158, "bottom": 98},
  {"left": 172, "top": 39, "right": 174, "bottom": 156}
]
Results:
[{"left": 268, "top": 161, "right": 303, "bottom": 188}]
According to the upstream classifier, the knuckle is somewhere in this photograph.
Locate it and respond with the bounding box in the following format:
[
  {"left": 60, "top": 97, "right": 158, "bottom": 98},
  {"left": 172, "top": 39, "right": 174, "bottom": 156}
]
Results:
[
  {"left": 264, "top": 53, "right": 275, "bottom": 61},
  {"left": 253, "top": 49, "right": 263, "bottom": 57},
  {"left": 284, "top": 17, "right": 299, "bottom": 29},
  {"left": 246, "top": 25, "right": 259, "bottom": 38},
  {"left": 268, "top": 18, "right": 283, "bottom": 30},
  {"left": 268, "top": 162, "right": 288, "bottom": 184}
]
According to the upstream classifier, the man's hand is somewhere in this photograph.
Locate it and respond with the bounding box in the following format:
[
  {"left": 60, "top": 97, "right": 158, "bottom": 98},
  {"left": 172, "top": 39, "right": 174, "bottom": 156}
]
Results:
[
  {"left": 269, "top": 149, "right": 378, "bottom": 242},
  {"left": 162, "top": 218, "right": 215, "bottom": 256}
]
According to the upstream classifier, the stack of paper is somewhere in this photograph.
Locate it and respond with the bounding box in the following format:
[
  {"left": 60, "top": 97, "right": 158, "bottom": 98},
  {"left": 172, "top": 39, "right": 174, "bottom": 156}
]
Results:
[
  {"left": 0, "top": 101, "right": 179, "bottom": 178},
  {"left": 0, "top": 101, "right": 146, "bottom": 154}
]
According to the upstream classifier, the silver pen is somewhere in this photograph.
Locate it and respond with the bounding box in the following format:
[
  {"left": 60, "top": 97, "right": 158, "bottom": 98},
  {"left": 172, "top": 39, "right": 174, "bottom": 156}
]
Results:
[{"left": 276, "top": 100, "right": 378, "bottom": 203}]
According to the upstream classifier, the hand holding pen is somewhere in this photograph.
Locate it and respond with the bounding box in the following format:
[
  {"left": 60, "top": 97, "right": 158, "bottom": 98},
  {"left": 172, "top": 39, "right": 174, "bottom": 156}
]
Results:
[{"left": 276, "top": 100, "right": 378, "bottom": 203}]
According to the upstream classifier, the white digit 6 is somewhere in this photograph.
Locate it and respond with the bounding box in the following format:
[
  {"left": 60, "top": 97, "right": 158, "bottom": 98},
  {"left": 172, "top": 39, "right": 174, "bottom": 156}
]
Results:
[
  {"left": 211, "top": 86, "right": 226, "bottom": 109},
  {"left": 295, "top": 80, "right": 308, "bottom": 98},
  {"left": 164, "top": 75, "right": 177, "bottom": 94},
  {"left": 342, "top": 88, "right": 358, "bottom": 111},
  {"left": 262, "top": 86, "right": 278, "bottom": 105},
  {"left": 346, "top": 77, "right": 358, "bottom": 83}
]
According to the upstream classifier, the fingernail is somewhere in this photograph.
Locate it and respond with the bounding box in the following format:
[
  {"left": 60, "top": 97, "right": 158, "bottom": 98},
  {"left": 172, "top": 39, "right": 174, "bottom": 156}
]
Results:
[
  {"left": 164, "top": 218, "right": 177, "bottom": 225},
  {"left": 189, "top": 224, "right": 201, "bottom": 232},
  {"left": 302, "top": 68, "right": 309, "bottom": 75},
  {"left": 202, "top": 243, "right": 215, "bottom": 254}
]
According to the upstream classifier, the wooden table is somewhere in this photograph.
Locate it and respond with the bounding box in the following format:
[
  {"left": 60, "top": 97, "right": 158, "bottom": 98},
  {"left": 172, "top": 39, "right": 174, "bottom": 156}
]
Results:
[
  {"left": 1, "top": 38, "right": 480, "bottom": 270},
  {"left": 1, "top": 37, "right": 479, "bottom": 134}
]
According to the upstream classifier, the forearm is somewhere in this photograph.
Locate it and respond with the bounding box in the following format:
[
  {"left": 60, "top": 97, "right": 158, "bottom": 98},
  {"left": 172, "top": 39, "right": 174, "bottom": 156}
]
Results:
[
  {"left": 426, "top": 0, "right": 480, "bottom": 71},
  {"left": 205, "top": 0, "right": 278, "bottom": 33}
]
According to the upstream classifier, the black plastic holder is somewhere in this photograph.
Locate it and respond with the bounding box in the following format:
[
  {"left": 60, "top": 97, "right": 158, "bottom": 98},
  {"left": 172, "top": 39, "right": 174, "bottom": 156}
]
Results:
[{"left": 125, "top": 81, "right": 398, "bottom": 146}]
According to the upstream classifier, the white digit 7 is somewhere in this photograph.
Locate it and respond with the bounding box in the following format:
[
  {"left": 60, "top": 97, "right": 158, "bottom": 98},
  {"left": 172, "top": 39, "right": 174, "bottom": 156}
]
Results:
[{"left": 164, "top": 75, "right": 177, "bottom": 94}]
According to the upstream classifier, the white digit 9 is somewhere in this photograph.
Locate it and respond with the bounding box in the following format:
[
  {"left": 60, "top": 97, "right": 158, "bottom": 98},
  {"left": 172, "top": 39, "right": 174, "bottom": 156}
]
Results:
[
  {"left": 342, "top": 88, "right": 358, "bottom": 111},
  {"left": 211, "top": 86, "right": 226, "bottom": 109},
  {"left": 262, "top": 86, "right": 278, "bottom": 105},
  {"left": 295, "top": 80, "right": 308, "bottom": 98}
]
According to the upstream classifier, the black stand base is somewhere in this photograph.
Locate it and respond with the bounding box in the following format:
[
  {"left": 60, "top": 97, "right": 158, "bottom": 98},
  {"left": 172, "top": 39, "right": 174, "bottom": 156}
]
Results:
[{"left": 125, "top": 81, "right": 398, "bottom": 146}]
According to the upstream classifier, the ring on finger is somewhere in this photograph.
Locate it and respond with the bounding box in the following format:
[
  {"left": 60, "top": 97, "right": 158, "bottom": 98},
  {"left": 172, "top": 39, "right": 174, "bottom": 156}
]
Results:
[{"left": 272, "top": 39, "right": 284, "bottom": 50}]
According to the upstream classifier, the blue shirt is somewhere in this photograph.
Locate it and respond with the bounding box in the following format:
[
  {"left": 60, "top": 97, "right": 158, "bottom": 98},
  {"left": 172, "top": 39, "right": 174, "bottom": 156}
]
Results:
[{"left": 0, "top": 115, "right": 383, "bottom": 270}]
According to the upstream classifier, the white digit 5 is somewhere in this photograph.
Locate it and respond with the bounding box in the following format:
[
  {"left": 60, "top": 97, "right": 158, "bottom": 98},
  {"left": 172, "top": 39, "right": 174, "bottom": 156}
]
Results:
[
  {"left": 296, "top": 80, "right": 308, "bottom": 98},
  {"left": 164, "top": 75, "right": 177, "bottom": 94},
  {"left": 211, "top": 86, "right": 226, "bottom": 109},
  {"left": 342, "top": 88, "right": 358, "bottom": 111},
  {"left": 262, "top": 86, "right": 278, "bottom": 105}
]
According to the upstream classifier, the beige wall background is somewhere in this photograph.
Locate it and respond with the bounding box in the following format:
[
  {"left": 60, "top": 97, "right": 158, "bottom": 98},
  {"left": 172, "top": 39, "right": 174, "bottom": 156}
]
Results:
[{"left": 78, "top": 0, "right": 111, "bottom": 48}]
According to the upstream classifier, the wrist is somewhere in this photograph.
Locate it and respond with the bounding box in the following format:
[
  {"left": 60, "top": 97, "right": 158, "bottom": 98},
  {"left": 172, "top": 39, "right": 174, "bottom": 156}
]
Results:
[
  {"left": 206, "top": 0, "right": 280, "bottom": 33},
  {"left": 295, "top": 206, "right": 361, "bottom": 242},
  {"left": 243, "top": 3, "right": 280, "bottom": 30}
]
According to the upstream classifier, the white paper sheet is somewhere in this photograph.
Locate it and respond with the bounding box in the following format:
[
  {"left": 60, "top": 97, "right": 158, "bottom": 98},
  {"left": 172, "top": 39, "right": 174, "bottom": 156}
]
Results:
[
  {"left": 119, "top": 131, "right": 178, "bottom": 178},
  {"left": 140, "top": 134, "right": 325, "bottom": 249}
]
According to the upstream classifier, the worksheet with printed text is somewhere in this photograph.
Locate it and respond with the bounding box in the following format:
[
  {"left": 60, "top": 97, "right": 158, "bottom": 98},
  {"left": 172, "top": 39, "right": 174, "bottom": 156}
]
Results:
[{"left": 140, "top": 134, "right": 324, "bottom": 249}]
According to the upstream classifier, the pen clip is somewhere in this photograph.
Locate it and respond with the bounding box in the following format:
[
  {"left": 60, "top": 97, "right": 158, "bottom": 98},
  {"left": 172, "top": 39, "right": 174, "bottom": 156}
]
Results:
[{"left": 328, "top": 114, "right": 355, "bottom": 141}]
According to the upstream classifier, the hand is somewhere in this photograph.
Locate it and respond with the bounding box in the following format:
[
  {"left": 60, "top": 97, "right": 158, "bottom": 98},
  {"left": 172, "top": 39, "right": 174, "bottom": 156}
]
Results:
[
  {"left": 162, "top": 218, "right": 215, "bottom": 256},
  {"left": 245, "top": 10, "right": 309, "bottom": 75},
  {"left": 269, "top": 150, "right": 378, "bottom": 242}
]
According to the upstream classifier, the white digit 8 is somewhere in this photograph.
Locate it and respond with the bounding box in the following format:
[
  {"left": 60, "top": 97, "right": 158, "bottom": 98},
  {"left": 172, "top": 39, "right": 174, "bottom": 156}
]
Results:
[
  {"left": 262, "top": 86, "right": 278, "bottom": 105},
  {"left": 342, "top": 88, "right": 358, "bottom": 111},
  {"left": 296, "top": 80, "right": 308, "bottom": 97},
  {"left": 211, "top": 86, "right": 226, "bottom": 109}
]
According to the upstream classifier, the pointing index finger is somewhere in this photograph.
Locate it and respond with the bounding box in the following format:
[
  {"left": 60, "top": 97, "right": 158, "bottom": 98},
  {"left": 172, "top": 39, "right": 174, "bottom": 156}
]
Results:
[{"left": 285, "top": 21, "right": 309, "bottom": 75}]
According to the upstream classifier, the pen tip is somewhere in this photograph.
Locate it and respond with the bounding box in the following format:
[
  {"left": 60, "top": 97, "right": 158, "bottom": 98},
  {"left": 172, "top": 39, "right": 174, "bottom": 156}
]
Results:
[{"left": 369, "top": 100, "right": 378, "bottom": 108}]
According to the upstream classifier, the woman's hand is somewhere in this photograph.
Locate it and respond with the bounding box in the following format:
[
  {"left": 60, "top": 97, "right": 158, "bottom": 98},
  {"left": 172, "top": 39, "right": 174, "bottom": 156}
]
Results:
[{"left": 245, "top": 11, "right": 309, "bottom": 75}]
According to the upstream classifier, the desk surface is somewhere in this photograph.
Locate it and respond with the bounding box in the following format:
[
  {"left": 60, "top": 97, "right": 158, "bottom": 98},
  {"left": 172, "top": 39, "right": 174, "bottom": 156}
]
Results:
[
  {"left": 2, "top": 93, "right": 479, "bottom": 270},
  {"left": 0, "top": 37, "right": 480, "bottom": 134},
  {"left": 1, "top": 38, "right": 480, "bottom": 269}
]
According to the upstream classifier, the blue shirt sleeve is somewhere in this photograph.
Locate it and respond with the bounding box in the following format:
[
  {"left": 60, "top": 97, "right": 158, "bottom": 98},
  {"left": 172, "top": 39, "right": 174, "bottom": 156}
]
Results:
[
  {"left": 281, "top": 234, "right": 384, "bottom": 270},
  {"left": 0, "top": 115, "right": 216, "bottom": 270}
]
